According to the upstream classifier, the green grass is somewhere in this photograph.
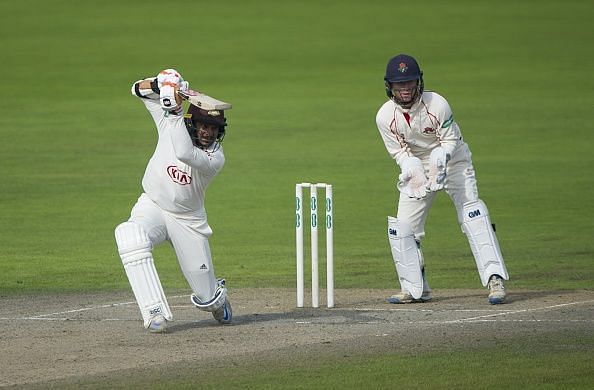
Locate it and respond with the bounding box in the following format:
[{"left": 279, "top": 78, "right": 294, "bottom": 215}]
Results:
[
  {"left": 165, "top": 349, "right": 594, "bottom": 390},
  {"left": 44, "top": 331, "right": 594, "bottom": 389},
  {"left": 0, "top": 0, "right": 593, "bottom": 387},
  {"left": 211, "top": 351, "right": 591, "bottom": 390},
  {"left": 1, "top": 0, "right": 593, "bottom": 293}
]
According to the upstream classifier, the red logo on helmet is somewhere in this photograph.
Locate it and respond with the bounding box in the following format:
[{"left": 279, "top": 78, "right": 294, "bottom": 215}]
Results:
[
  {"left": 167, "top": 165, "right": 192, "bottom": 185},
  {"left": 398, "top": 62, "right": 408, "bottom": 73}
]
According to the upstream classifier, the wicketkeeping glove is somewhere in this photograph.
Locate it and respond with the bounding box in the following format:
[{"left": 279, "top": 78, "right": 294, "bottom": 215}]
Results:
[
  {"left": 426, "top": 147, "right": 449, "bottom": 192},
  {"left": 157, "top": 69, "right": 186, "bottom": 112},
  {"left": 397, "top": 156, "right": 428, "bottom": 199}
]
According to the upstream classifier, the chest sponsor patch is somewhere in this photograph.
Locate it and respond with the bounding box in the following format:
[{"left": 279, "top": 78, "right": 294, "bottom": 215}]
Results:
[
  {"left": 167, "top": 165, "right": 192, "bottom": 185},
  {"left": 422, "top": 127, "right": 436, "bottom": 134}
]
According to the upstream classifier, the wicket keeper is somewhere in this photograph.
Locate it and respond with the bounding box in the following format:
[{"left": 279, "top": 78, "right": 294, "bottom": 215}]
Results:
[{"left": 376, "top": 54, "right": 509, "bottom": 305}]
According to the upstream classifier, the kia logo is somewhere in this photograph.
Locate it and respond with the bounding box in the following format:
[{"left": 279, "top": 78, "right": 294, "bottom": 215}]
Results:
[{"left": 167, "top": 165, "right": 192, "bottom": 185}]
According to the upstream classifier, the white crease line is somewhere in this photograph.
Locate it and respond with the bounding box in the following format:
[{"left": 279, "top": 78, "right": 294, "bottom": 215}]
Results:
[
  {"left": 0, "top": 317, "right": 203, "bottom": 323},
  {"left": 2, "top": 297, "right": 592, "bottom": 323},
  {"left": 451, "top": 319, "right": 593, "bottom": 323},
  {"left": 29, "top": 301, "right": 137, "bottom": 318},
  {"left": 352, "top": 308, "right": 510, "bottom": 313},
  {"left": 296, "top": 319, "right": 594, "bottom": 326},
  {"left": 444, "top": 300, "right": 594, "bottom": 324},
  {"left": 7, "top": 295, "right": 190, "bottom": 320},
  {"left": 0, "top": 317, "right": 133, "bottom": 322},
  {"left": 294, "top": 300, "right": 594, "bottom": 326}
]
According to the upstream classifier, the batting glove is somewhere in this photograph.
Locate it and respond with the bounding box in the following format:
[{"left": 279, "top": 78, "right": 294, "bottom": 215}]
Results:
[
  {"left": 426, "top": 147, "right": 449, "bottom": 192},
  {"left": 157, "top": 69, "right": 185, "bottom": 112},
  {"left": 179, "top": 80, "right": 190, "bottom": 93},
  {"left": 397, "top": 156, "right": 428, "bottom": 199}
]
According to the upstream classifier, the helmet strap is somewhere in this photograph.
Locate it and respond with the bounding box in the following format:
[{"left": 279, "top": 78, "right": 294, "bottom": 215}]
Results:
[{"left": 385, "top": 81, "right": 393, "bottom": 98}]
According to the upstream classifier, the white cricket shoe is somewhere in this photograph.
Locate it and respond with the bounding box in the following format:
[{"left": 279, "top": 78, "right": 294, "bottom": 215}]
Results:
[
  {"left": 148, "top": 314, "right": 168, "bottom": 333},
  {"left": 212, "top": 298, "right": 232, "bottom": 324},
  {"left": 387, "top": 290, "right": 432, "bottom": 304},
  {"left": 488, "top": 275, "right": 506, "bottom": 304},
  {"left": 190, "top": 279, "right": 232, "bottom": 324},
  {"left": 388, "top": 268, "right": 432, "bottom": 304}
]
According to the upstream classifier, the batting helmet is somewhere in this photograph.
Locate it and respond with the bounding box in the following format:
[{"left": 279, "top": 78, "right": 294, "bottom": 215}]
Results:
[
  {"left": 184, "top": 105, "right": 227, "bottom": 150},
  {"left": 384, "top": 54, "right": 424, "bottom": 103}
]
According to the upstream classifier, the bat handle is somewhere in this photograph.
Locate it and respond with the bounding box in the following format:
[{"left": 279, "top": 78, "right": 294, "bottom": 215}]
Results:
[{"left": 176, "top": 89, "right": 188, "bottom": 99}]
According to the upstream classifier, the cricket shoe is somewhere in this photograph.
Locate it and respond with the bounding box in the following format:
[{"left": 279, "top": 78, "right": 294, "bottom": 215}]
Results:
[
  {"left": 487, "top": 275, "right": 506, "bottom": 304},
  {"left": 212, "top": 298, "right": 232, "bottom": 325},
  {"left": 387, "top": 289, "right": 432, "bottom": 304},
  {"left": 148, "top": 314, "right": 168, "bottom": 333},
  {"left": 190, "top": 279, "right": 232, "bottom": 324}
]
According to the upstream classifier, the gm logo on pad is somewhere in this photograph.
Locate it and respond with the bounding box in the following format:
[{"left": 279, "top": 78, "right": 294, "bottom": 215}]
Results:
[
  {"left": 468, "top": 209, "right": 481, "bottom": 218},
  {"left": 388, "top": 228, "right": 397, "bottom": 236}
]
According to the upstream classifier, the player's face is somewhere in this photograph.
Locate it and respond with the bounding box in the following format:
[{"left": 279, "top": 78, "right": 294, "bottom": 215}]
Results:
[
  {"left": 196, "top": 122, "right": 220, "bottom": 147},
  {"left": 390, "top": 80, "right": 418, "bottom": 104}
]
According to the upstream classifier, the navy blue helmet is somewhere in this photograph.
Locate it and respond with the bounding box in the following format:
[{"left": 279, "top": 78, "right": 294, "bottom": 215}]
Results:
[{"left": 384, "top": 54, "right": 424, "bottom": 104}]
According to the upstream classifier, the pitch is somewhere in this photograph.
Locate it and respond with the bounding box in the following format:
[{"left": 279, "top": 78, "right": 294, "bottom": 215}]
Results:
[{"left": 2, "top": 289, "right": 592, "bottom": 387}]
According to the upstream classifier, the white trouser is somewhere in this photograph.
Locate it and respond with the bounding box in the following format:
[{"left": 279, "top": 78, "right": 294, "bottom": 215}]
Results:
[
  {"left": 394, "top": 143, "right": 507, "bottom": 285},
  {"left": 396, "top": 143, "right": 478, "bottom": 238},
  {"left": 127, "top": 193, "right": 218, "bottom": 302}
]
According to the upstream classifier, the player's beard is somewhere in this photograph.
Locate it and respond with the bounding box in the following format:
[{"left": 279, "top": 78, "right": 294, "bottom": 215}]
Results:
[
  {"left": 198, "top": 136, "right": 214, "bottom": 148},
  {"left": 197, "top": 129, "right": 215, "bottom": 147}
]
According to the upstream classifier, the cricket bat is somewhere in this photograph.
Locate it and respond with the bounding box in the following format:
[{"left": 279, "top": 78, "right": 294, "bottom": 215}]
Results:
[{"left": 177, "top": 89, "right": 232, "bottom": 111}]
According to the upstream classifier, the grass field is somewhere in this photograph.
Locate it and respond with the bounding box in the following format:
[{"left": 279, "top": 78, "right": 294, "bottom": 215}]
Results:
[
  {"left": 1, "top": 0, "right": 593, "bottom": 388},
  {"left": 37, "top": 329, "right": 594, "bottom": 389}
]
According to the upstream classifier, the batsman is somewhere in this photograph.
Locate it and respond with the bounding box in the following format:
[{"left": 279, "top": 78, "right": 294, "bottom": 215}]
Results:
[
  {"left": 376, "top": 54, "right": 509, "bottom": 305},
  {"left": 114, "top": 69, "right": 232, "bottom": 333}
]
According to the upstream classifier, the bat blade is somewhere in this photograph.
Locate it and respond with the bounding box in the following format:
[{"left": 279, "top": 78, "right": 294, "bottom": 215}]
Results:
[{"left": 177, "top": 89, "right": 232, "bottom": 111}]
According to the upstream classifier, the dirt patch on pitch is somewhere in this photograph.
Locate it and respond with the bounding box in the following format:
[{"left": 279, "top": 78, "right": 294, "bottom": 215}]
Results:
[{"left": 1, "top": 288, "right": 592, "bottom": 388}]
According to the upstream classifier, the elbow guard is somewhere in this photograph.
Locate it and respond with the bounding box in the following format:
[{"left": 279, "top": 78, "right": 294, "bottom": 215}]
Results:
[{"left": 131, "top": 78, "right": 160, "bottom": 99}]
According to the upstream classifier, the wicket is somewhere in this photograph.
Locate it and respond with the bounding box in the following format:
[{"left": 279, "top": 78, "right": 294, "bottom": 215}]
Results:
[{"left": 295, "top": 183, "right": 334, "bottom": 308}]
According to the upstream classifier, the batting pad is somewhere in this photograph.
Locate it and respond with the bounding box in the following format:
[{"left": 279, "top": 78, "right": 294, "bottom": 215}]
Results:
[
  {"left": 387, "top": 217, "right": 424, "bottom": 299},
  {"left": 462, "top": 200, "right": 509, "bottom": 286},
  {"left": 115, "top": 222, "right": 172, "bottom": 327}
]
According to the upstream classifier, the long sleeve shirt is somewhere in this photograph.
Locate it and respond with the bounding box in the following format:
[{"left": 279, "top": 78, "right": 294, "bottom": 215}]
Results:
[
  {"left": 131, "top": 79, "right": 225, "bottom": 216},
  {"left": 375, "top": 91, "right": 463, "bottom": 167}
]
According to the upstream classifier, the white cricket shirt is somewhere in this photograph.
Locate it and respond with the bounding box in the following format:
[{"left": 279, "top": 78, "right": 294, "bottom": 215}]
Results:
[
  {"left": 134, "top": 90, "right": 225, "bottom": 216},
  {"left": 375, "top": 91, "right": 463, "bottom": 166}
]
